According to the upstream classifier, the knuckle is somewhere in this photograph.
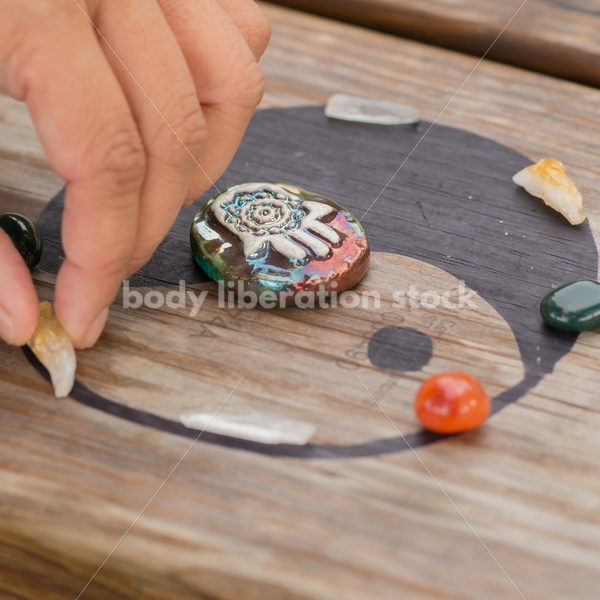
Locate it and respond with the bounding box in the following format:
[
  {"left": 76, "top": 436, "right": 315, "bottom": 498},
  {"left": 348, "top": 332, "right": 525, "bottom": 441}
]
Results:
[
  {"left": 217, "top": 60, "right": 265, "bottom": 110},
  {"left": 239, "top": 62, "right": 265, "bottom": 108},
  {"left": 3, "top": 19, "right": 53, "bottom": 96},
  {"left": 241, "top": 3, "right": 271, "bottom": 54},
  {"left": 61, "top": 211, "right": 136, "bottom": 275},
  {"left": 65, "top": 247, "right": 131, "bottom": 284},
  {"left": 85, "top": 117, "right": 147, "bottom": 192},
  {"left": 4, "top": 2, "right": 88, "bottom": 81},
  {"left": 89, "top": 257, "right": 130, "bottom": 282},
  {"left": 170, "top": 101, "right": 208, "bottom": 153},
  {"left": 151, "top": 94, "right": 207, "bottom": 167}
]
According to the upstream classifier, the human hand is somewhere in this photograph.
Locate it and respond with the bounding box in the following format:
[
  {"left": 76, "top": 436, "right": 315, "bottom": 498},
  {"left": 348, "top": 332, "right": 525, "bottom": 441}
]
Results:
[{"left": 0, "top": 0, "right": 270, "bottom": 348}]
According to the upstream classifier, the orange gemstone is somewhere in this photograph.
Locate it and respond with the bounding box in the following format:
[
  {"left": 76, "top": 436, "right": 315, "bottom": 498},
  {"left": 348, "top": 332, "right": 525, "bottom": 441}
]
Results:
[{"left": 414, "top": 372, "right": 491, "bottom": 434}]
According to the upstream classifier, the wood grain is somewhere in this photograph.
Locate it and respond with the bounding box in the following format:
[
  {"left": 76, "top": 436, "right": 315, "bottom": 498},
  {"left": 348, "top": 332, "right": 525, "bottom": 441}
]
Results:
[
  {"left": 266, "top": 0, "right": 600, "bottom": 87},
  {"left": 2, "top": 3, "right": 600, "bottom": 599}
]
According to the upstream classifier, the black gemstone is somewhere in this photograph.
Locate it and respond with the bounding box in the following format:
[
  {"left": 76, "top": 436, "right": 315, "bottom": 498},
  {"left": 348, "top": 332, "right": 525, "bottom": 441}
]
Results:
[{"left": 0, "top": 213, "right": 43, "bottom": 270}]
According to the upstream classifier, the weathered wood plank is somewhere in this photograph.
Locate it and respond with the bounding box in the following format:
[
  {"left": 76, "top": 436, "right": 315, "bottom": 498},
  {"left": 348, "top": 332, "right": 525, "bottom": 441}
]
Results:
[{"left": 266, "top": 0, "right": 600, "bottom": 87}]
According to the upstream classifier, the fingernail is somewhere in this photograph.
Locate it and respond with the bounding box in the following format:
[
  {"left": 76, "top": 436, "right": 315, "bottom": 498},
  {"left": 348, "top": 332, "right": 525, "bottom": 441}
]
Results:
[
  {"left": 78, "top": 307, "right": 109, "bottom": 350},
  {"left": 0, "top": 306, "right": 15, "bottom": 345}
]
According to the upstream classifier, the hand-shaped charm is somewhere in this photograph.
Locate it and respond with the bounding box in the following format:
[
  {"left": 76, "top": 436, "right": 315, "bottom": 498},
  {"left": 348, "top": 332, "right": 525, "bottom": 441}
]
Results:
[
  {"left": 212, "top": 183, "right": 340, "bottom": 261},
  {"left": 191, "top": 183, "right": 370, "bottom": 305}
]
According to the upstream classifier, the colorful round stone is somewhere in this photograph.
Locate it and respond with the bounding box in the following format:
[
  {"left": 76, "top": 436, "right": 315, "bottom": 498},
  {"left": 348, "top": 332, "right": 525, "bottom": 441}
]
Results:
[
  {"left": 0, "top": 213, "right": 43, "bottom": 270},
  {"left": 414, "top": 372, "right": 491, "bottom": 434},
  {"left": 191, "top": 183, "right": 370, "bottom": 304},
  {"left": 540, "top": 279, "right": 600, "bottom": 332}
]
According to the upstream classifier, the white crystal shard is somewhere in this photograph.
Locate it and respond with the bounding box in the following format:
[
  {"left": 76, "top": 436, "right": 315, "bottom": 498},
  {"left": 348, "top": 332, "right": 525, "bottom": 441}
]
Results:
[
  {"left": 180, "top": 410, "right": 315, "bottom": 445},
  {"left": 325, "top": 94, "right": 419, "bottom": 125},
  {"left": 27, "top": 301, "right": 76, "bottom": 398}
]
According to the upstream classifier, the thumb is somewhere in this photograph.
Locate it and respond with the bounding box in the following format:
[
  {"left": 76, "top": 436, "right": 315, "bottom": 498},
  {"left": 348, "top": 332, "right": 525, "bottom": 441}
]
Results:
[{"left": 0, "top": 229, "right": 39, "bottom": 345}]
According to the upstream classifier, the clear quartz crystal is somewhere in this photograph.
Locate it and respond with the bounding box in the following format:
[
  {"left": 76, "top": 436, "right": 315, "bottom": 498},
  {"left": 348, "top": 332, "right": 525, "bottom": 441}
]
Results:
[
  {"left": 180, "top": 410, "right": 315, "bottom": 445},
  {"left": 27, "top": 301, "right": 76, "bottom": 398},
  {"left": 325, "top": 94, "right": 419, "bottom": 125}
]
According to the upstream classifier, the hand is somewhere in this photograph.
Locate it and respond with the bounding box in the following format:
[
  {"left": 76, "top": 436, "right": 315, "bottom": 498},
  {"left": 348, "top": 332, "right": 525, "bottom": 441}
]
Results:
[{"left": 0, "top": 0, "right": 270, "bottom": 348}]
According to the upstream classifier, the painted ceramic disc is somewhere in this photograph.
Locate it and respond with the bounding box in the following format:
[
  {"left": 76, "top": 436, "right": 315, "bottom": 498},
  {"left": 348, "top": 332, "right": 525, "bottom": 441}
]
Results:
[{"left": 190, "top": 183, "right": 370, "bottom": 304}]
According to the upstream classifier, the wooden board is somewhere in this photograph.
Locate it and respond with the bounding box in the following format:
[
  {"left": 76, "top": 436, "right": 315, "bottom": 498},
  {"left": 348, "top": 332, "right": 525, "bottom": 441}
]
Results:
[
  {"left": 266, "top": 0, "right": 600, "bottom": 87},
  {"left": 34, "top": 106, "right": 596, "bottom": 457},
  {"left": 2, "top": 4, "right": 600, "bottom": 599}
]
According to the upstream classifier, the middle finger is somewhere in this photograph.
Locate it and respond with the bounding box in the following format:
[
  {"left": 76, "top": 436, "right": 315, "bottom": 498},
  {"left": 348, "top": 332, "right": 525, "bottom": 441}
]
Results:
[{"left": 92, "top": 0, "right": 207, "bottom": 272}]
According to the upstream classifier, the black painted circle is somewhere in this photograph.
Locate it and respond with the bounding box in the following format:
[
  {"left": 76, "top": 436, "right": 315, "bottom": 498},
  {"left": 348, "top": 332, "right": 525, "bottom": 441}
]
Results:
[
  {"left": 368, "top": 327, "right": 433, "bottom": 372},
  {"left": 35, "top": 106, "right": 598, "bottom": 458}
]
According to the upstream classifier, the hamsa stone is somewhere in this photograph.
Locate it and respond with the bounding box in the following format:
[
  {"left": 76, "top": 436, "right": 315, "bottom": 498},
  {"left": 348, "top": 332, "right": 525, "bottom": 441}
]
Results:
[{"left": 191, "top": 183, "right": 370, "bottom": 305}]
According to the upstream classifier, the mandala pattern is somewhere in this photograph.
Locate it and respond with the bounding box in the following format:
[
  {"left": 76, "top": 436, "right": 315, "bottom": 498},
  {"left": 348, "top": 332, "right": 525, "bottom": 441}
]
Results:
[
  {"left": 212, "top": 183, "right": 341, "bottom": 261},
  {"left": 191, "top": 181, "right": 370, "bottom": 304}
]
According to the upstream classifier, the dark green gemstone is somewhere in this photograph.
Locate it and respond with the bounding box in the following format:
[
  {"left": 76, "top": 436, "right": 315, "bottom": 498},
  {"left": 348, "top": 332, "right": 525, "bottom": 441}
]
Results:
[
  {"left": 0, "top": 213, "right": 43, "bottom": 270},
  {"left": 540, "top": 279, "right": 600, "bottom": 332}
]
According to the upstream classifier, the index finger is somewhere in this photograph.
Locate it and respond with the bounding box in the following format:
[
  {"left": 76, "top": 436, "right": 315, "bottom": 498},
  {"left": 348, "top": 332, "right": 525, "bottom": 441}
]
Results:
[{"left": 1, "top": 4, "right": 145, "bottom": 347}]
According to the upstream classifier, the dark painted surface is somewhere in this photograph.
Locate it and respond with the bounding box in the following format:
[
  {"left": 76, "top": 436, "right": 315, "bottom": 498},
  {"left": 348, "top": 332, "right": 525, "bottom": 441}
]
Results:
[{"left": 267, "top": 1, "right": 600, "bottom": 88}]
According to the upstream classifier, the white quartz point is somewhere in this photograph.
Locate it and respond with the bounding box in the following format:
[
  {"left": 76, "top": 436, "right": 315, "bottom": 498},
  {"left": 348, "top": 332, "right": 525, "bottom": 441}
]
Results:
[
  {"left": 325, "top": 94, "right": 419, "bottom": 125},
  {"left": 27, "top": 301, "right": 76, "bottom": 398},
  {"left": 180, "top": 410, "right": 315, "bottom": 445},
  {"left": 513, "top": 158, "right": 585, "bottom": 225}
]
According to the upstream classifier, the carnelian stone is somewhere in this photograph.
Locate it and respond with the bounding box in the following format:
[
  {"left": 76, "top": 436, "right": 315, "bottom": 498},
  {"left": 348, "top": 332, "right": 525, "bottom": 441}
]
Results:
[{"left": 414, "top": 372, "right": 491, "bottom": 434}]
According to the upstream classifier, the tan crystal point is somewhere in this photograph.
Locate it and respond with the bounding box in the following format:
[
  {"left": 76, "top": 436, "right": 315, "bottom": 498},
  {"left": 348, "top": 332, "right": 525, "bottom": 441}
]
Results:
[
  {"left": 27, "top": 301, "right": 76, "bottom": 398},
  {"left": 512, "top": 158, "right": 585, "bottom": 225}
]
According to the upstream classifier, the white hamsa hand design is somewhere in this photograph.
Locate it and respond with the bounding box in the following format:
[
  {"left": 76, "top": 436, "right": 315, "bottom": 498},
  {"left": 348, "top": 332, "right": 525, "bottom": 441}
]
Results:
[{"left": 212, "top": 183, "right": 341, "bottom": 261}]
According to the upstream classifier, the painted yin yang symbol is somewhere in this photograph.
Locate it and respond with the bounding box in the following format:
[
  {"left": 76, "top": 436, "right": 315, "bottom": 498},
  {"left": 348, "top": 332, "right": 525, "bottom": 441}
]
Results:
[{"left": 34, "top": 106, "right": 598, "bottom": 459}]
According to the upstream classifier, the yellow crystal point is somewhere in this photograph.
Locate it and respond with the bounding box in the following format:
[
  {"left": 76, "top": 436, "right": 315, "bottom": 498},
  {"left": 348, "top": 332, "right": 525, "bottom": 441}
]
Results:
[
  {"left": 27, "top": 301, "right": 76, "bottom": 398},
  {"left": 513, "top": 158, "right": 585, "bottom": 225}
]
